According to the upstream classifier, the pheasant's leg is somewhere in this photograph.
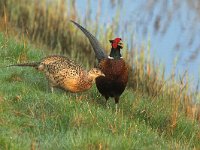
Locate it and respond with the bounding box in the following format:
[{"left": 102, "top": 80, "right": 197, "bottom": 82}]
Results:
[
  {"left": 50, "top": 86, "right": 54, "bottom": 93},
  {"left": 105, "top": 96, "right": 109, "bottom": 108},
  {"left": 49, "top": 82, "right": 55, "bottom": 93},
  {"left": 115, "top": 104, "right": 118, "bottom": 114},
  {"left": 114, "top": 97, "right": 119, "bottom": 114},
  {"left": 75, "top": 93, "right": 78, "bottom": 100}
]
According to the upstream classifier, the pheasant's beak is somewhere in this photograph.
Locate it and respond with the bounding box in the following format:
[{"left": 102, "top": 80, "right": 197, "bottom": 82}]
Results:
[
  {"left": 100, "top": 72, "right": 105, "bottom": 77},
  {"left": 118, "top": 41, "right": 124, "bottom": 49}
]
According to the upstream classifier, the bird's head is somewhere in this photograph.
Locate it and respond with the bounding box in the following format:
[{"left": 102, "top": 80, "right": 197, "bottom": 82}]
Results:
[
  {"left": 109, "top": 38, "right": 123, "bottom": 49},
  {"left": 88, "top": 68, "right": 105, "bottom": 82}
]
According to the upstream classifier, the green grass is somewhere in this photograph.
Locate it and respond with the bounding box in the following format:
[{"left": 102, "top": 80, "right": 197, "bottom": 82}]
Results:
[{"left": 0, "top": 33, "right": 200, "bottom": 149}]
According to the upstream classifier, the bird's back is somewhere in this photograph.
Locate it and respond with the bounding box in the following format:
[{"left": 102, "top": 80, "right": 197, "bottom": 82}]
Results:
[
  {"left": 40, "top": 55, "right": 87, "bottom": 91},
  {"left": 41, "top": 55, "right": 82, "bottom": 75}
]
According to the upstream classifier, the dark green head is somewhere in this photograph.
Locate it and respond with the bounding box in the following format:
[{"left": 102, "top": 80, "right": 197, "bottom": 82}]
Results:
[{"left": 109, "top": 38, "right": 123, "bottom": 59}]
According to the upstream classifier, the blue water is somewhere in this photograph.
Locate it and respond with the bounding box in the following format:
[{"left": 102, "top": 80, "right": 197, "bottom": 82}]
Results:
[{"left": 75, "top": 0, "right": 200, "bottom": 90}]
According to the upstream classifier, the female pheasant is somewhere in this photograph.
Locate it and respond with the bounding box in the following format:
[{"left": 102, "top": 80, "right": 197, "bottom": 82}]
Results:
[
  {"left": 8, "top": 55, "right": 105, "bottom": 93},
  {"left": 71, "top": 21, "right": 128, "bottom": 108}
]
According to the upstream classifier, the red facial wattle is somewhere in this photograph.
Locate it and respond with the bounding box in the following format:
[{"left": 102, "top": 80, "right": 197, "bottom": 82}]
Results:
[{"left": 112, "top": 38, "right": 122, "bottom": 48}]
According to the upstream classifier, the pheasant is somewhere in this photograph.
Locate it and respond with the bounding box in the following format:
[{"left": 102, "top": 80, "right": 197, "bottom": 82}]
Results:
[
  {"left": 8, "top": 55, "right": 105, "bottom": 93},
  {"left": 71, "top": 21, "right": 128, "bottom": 109}
]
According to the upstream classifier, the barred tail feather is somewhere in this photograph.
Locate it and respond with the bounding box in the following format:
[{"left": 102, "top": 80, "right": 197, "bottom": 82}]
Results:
[{"left": 7, "top": 62, "right": 40, "bottom": 68}]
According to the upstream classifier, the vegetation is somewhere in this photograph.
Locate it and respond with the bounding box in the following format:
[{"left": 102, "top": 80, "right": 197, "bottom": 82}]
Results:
[{"left": 0, "top": 0, "right": 200, "bottom": 149}]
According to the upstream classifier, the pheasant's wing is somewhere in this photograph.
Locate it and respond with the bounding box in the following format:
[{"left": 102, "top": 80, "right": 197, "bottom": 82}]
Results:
[{"left": 71, "top": 20, "right": 107, "bottom": 62}]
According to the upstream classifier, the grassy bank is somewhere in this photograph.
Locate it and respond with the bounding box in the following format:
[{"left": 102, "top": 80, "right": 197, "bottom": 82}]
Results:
[{"left": 0, "top": 33, "right": 200, "bottom": 149}]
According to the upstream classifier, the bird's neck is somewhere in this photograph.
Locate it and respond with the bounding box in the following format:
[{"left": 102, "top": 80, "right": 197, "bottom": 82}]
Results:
[
  {"left": 84, "top": 72, "right": 94, "bottom": 83},
  {"left": 109, "top": 48, "right": 122, "bottom": 59},
  {"left": 79, "top": 72, "right": 93, "bottom": 90}
]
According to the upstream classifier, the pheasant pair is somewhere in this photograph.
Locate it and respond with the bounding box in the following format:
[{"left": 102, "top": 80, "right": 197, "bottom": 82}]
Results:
[
  {"left": 71, "top": 21, "right": 128, "bottom": 108},
  {"left": 8, "top": 21, "right": 128, "bottom": 107},
  {"left": 8, "top": 55, "right": 104, "bottom": 93}
]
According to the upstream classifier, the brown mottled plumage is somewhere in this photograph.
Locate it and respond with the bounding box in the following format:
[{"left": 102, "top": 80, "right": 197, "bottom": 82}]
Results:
[
  {"left": 71, "top": 21, "right": 128, "bottom": 107},
  {"left": 8, "top": 55, "right": 105, "bottom": 93}
]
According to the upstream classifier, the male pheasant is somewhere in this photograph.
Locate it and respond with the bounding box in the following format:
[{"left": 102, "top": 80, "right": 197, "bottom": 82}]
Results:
[
  {"left": 8, "top": 55, "right": 105, "bottom": 93},
  {"left": 71, "top": 21, "right": 128, "bottom": 108}
]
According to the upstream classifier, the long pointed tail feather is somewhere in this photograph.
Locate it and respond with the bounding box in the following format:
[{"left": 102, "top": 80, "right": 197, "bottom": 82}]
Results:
[
  {"left": 71, "top": 20, "right": 107, "bottom": 62},
  {"left": 7, "top": 62, "right": 40, "bottom": 68}
]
